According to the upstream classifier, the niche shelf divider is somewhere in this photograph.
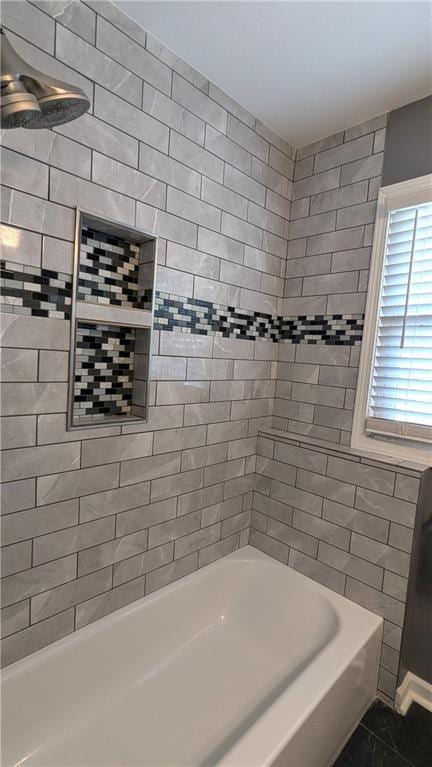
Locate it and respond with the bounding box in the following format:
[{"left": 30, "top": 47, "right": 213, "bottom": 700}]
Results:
[{"left": 67, "top": 209, "right": 157, "bottom": 431}]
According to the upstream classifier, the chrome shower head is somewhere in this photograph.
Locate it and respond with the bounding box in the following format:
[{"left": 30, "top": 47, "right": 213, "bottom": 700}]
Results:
[{"left": 0, "top": 29, "right": 90, "bottom": 129}]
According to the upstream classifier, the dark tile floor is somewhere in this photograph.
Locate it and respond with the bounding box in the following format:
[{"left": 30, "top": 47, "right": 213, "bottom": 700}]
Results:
[{"left": 334, "top": 700, "right": 432, "bottom": 766}]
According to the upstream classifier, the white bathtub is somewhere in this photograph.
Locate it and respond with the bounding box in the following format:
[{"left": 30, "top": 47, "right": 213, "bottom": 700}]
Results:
[{"left": 2, "top": 546, "right": 382, "bottom": 767}]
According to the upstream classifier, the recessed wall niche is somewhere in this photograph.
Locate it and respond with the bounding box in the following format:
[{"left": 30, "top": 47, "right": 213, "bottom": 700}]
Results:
[{"left": 67, "top": 210, "right": 156, "bottom": 429}]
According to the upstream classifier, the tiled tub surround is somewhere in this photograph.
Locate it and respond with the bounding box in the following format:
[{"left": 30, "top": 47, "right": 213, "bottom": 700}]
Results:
[
  {"left": 0, "top": 0, "right": 293, "bottom": 666},
  {"left": 276, "top": 114, "right": 388, "bottom": 445},
  {"left": 0, "top": 0, "right": 427, "bottom": 695},
  {"left": 264, "top": 113, "right": 429, "bottom": 709},
  {"left": 1, "top": 320, "right": 277, "bottom": 667},
  {"left": 251, "top": 431, "right": 424, "bottom": 705}
]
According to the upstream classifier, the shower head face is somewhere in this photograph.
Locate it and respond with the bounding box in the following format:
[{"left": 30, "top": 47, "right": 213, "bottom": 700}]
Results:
[
  {"left": 31, "top": 95, "right": 89, "bottom": 128},
  {"left": 0, "top": 78, "right": 40, "bottom": 128},
  {"left": 0, "top": 30, "right": 90, "bottom": 129},
  {"left": 25, "top": 91, "right": 90, "bottom": 129},
  {"left": 1, "top": 102, "right": 39, "bottom": 128}
]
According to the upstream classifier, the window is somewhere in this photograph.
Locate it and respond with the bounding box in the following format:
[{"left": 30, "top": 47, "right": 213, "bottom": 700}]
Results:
[{"left": 352, "top": 174, "right": 432, "bottom": 465}]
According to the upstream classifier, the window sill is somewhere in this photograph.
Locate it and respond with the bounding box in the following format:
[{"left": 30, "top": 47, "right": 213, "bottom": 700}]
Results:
[{"left": 350, "top": 429, "right": 431, "bottom": 472}]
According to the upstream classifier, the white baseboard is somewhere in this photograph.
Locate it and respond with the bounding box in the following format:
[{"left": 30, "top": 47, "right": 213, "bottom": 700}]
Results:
[{"left": 396, "top": 672, "right": 432, "bottom": 715}]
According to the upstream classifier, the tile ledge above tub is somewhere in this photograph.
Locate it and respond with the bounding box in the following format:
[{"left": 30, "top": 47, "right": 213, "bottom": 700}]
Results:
[{"left": 258, "top": 428, "right": 430, "bottom": 475}]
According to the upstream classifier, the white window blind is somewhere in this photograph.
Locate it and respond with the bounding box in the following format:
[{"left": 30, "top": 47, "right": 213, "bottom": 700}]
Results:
[{"left": 366, "top": 201, "right": 432, "bottom": 442}]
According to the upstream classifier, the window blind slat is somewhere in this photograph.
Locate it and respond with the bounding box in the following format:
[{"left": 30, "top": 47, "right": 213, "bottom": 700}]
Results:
[{"left": 367, "top": 201, "right": 432, "bottom": 436}]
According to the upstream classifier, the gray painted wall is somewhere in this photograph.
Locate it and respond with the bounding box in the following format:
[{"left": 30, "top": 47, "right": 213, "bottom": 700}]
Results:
[
  {"left": 382, "top": 95, "right": 432, "bottom": 186},
  {"left": 399, "top": 470, "right": 432, "bottom": 686},
  {"left": 382, "top": 95, "right": 432, "bottom": 689}
]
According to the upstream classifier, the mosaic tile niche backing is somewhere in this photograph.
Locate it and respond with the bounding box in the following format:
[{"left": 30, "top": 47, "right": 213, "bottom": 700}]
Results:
[
  {"left": 69, "top": 217, "right": 156, "bottom": 426},
  {"left": 74, "top": 322, "right": 136, "bottom": 419},
  {"left": 77, "top": 227, "right": 152, "bottom": 310}
]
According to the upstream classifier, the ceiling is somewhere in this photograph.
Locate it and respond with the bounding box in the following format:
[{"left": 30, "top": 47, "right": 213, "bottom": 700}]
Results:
[{"left": 118, "top": 1, "right": 432, "bottom": 148}]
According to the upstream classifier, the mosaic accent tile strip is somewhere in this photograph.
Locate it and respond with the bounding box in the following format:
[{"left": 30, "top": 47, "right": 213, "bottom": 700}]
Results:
[
  {"left": 154, "top": 291, "right": 281, "bottom": 341},
  {"left": 0, "top": 260, "right": 72, "bottom": 320},
  {"left": 77, "top": 227, "right": 152, "bottom": 310},
  {"left": 279, "top": 315, "right": 364, "bottom": 345},
  {"left": 73, "top": 322, "right": 135, "bottom": 419},
  {"left": 0, "top": 262, "right": 363, "bottom": 347},
  {"left": 154, "top": 292, "right": 364, "bottom": 346}
]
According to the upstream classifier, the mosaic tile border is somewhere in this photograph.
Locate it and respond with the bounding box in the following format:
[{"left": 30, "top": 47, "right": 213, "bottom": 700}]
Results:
[
  {"left": 154, "top": 292, "right": 280, "bottom": 341},
  {"left": 0, "top": 265, "right": 364, "bottom": 346},
  {"left": 0, "top": 260, "right": 72, "bottom": 320},
  {"left": 279, "top": 314, "right": 364, "bottom": 345},
  {"left": 154, "top": 292, "right": 364, "bottom": 346}
]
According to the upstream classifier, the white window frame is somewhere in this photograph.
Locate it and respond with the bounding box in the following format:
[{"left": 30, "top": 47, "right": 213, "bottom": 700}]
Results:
[{"left": 351, "top": 173, "right": 432, "bottom": 467}]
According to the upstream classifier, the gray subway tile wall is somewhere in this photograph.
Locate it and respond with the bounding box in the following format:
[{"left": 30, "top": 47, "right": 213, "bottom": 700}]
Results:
[
  {"left": 251, "top": 432, "right": 423, "bottom": 704},
  {"left": 277, "top": 117, "right": 387, "bottom": 445},
  {"left": 0, "top": 0, "right": 428, "bottom": 712},
  {"left": 0, "top": 0, "right": 290, "bottom": 666}
]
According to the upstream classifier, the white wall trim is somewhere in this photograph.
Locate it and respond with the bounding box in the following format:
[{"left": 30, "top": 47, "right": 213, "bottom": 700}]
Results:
[
  {"left": 396, "top": 672, "right": 432, "bottom": 715},
  {"left": 351, "top": 173, "right": 432, "bottom": 467}
]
